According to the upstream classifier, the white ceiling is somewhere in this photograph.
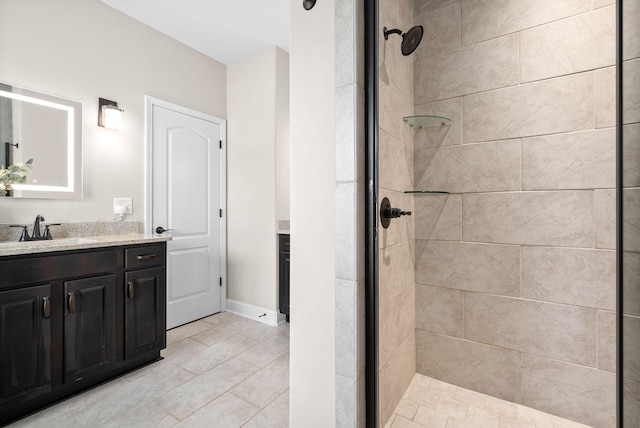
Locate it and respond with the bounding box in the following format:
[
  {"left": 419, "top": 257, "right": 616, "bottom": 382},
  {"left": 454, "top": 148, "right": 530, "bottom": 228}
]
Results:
[{"left": 100, "top": 0, "right": 290, "bottom": 65}]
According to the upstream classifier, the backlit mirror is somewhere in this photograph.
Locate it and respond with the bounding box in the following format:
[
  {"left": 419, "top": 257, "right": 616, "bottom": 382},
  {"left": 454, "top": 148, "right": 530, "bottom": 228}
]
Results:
[{"left": 0, "top": 83, "right": 82, "bottom": 199}]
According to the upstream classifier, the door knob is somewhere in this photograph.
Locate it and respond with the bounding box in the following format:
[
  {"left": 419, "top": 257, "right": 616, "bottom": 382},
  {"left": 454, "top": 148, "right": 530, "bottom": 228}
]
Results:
[
  {"left": 155, "top": 226, "right": 174, "bottom": 234},
  {"left": 380, "top": 197, "right": 412, "bottom": 229}
]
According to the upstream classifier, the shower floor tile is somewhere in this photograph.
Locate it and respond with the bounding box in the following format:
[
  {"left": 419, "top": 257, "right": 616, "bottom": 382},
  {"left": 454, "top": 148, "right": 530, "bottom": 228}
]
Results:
[{"left": 386, "top": 374, "right": 592, "bottom": 428}]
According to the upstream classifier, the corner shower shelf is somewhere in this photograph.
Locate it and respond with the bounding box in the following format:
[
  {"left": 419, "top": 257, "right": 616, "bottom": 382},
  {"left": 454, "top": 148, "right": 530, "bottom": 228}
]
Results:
[
  {"left": 404, "top": 190, "right": 450, "bottom": 195},
  {"left": 403, "top": 115, "right": 452, "bottom": 129}
]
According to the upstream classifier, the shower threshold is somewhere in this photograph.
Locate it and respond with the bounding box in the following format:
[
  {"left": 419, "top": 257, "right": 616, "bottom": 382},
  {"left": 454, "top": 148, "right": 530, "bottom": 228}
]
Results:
[{"left": 386, "top": 374, "right": 591, "bottom": 428}]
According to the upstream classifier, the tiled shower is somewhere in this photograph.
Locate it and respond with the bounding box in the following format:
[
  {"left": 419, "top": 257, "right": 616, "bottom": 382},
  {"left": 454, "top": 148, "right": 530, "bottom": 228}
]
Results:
[{"left": 377, "top": 0, "right": 639, "bottom": 427}]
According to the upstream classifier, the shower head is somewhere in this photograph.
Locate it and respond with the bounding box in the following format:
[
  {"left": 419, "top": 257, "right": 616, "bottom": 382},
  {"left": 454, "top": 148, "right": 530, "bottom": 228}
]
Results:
[{"left": 383, "top": 25, "right": 424, "bottom": 56}]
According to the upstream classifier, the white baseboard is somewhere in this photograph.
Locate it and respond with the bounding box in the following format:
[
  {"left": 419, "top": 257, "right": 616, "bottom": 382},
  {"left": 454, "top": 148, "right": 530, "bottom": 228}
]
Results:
[{"left": 226, "top": 299, "right": 286, "bottom": 326}]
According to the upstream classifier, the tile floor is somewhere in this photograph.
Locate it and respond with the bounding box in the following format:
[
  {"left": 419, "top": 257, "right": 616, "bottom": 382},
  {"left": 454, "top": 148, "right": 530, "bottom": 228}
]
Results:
[
  {"left": 8, "top": 312, "right": 290, "bottom": 428},
  {"left": 386, "top": 374, "right": 592, "bottom": 428},
  {"left": 7, "top": 313, "right": 596, "bottom": 428}
]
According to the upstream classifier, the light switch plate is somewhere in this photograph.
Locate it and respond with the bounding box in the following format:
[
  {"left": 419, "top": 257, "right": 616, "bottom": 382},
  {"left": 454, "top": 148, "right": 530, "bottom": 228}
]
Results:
[{"left": 113, "top": 198, "right": 133, "bottom": 215}]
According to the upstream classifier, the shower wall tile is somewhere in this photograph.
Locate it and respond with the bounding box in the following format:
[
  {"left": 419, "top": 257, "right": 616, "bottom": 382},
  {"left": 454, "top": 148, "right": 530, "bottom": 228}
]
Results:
[
  {"left": 335, "top": 0, "right": 356, "bottom": 88},
  {"left": 414, "top": 98, "right": 462, "bottom": 148},
  {"left": 415, "top": 284, "right": 463, "bottom": 337},
  {"left": 380, "top": 80, "right": 413, "bottom": 142},
  {"left": 623, "top": 378, "right": 640, "bottom": 428},
  {"left": 522, "top": 129, "right": 616, "bottom": 190},
  {"left": 416, "top": 330, "right": 523, "bottom": 402},
  {"left": 414, "top": 34, "right": 518, "bottom": 104},
  {"left": 624, "top": 124, "right": 640, "bottom": 187},
  {"left": 624, "top": 251, "right": 640, "bottom": 316},
  {"left": 415, "top": 140, "right": 520, "bottom": 193},
  {"left": 415, "top": 194, "right": 462, "bottom": 241},
  {"left": 593, "top": 0, "right": 615, "bottom": 8},
  {"left": 520, "top": 6, "right": 616, "bottom": 83},
  {"left": 625, "top": 59, "right": 640, "bottom": 124},
  {"left": 415, "top": 0, "right": 459, "bottom": 16},
  {"left": 465, "top": 294, "right": 597, "bottom": 366},
  {"left": 380, "top": 286, "right": 415, "bottom": 369},
  {"left": 380, "top": 334, "right": 416, "bottom": 426},
  {"left": 414, "top": 1, "right": 461, "bottom": 61},
  {"left": 463, "top": 191, "right": 593, "bottom": 247},
  {"left": 624, "top": 315, "right": 640, "bottom": 382},
  {"left": 594, "top": 66, "right": 616, "bottom": 128},
  {"left": 624, "top": 189, "right": 640, "bottom": 253},
  {"left": 336, "top": 373, "right": 357, "bottom": 428},
  {"left": 380, "top": 129, "right": 413, "bottom": 192},
  {"left": 410, "top": 0, "right": 619, "bottom": 421},
  {"left": 336, "top": 279, "right": 358, "bottom": 378},
  {"left": 415, "top": 240, "right": 520, "bottom": 296},
  {"left": 460, "top": 0, "right": 591, "bottom": 46},
  {"left": 336, "top": 84, "right": 361, "bottom": 183},
  {"left": 522, "top": 247, "right": 616, "bottom": 310},
  {"left": 379, "top": 189, "right": 414, "bottom": 249},
  {"left": 594, "top": 189, "right": 616, "bottom": 249},
  {"left": 597, "top": 310, "right": 616, "bottom": 372},
  {"left": 623, "top": 0, "right": 640, "bottom": 60},
  {"left": 522, "top": 355, "right": 616, "bottom": 428},
  {"left": 336, "top": 182, "right": 359, "bottom": 281},
  {"left": 463, "top": 73, "right": 594, "bottom": 143},
  {"left": 380, "top": 241, "right": 415, "bottom": 308}
]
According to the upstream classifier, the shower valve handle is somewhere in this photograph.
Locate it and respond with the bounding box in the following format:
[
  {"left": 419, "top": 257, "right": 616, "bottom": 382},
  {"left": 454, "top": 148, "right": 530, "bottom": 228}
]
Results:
[
  {"left": 380, "top": 197, "right": 411, "bottom": 229},
  {"left": 386, "top": 207, "right": 412, "bottom": 218}
]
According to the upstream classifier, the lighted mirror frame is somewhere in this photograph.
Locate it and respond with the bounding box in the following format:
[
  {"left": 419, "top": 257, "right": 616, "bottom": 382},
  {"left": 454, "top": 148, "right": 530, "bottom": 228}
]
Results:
[{"left": 0, "top": 85, "right": 82, "bottom": 199}]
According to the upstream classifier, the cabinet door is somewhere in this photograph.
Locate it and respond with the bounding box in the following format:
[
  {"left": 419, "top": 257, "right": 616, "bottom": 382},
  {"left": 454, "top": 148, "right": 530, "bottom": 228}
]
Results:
[
  {"left": 124, "top": 267, "right": 166, "bottom": 360},
  {"left": 64, "top": 275, "right": 116, "bottom": 383},
  {"left": 0, "top": 285, "right": 52, "bottom": 405}
]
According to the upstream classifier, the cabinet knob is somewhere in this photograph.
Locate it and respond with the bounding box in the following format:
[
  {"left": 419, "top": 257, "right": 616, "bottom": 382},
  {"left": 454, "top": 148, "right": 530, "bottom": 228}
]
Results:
[
  {"left": 42, "top": 296, "right": 51, "bottom": 319},
  {"left": 68, "top": 292, "right": 76, "bottom": 313},
  {"left": 127, "top": 281, "right": 135, "bottom": 299}
]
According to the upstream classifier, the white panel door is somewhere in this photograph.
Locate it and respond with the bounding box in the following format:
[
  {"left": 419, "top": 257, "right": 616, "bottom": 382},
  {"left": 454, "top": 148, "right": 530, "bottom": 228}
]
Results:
[{"left": 150, "top": 102, "right": 225, "bottom": 329}]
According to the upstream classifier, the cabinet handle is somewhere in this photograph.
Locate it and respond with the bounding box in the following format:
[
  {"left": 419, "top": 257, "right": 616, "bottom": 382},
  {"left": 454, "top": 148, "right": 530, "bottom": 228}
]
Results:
[
  {"left": 43, "top": 296, "right": 51, "bottom": 319},
  {"left": 68, "top": 292, "right": 76, "bottom": 313},
  {"left": 136, "top": 254, "right": 156, "bottom": 261},
  {"left": 127, "top": 281, "right": 135, "bottom": 299}
]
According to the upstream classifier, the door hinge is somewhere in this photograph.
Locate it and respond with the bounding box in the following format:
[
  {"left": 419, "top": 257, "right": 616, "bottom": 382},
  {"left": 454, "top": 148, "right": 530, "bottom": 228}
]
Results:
[
  {"left": 219, "top": 277, "right": 222, "bottom": 287},
  {"left": 219, "top": 209, "right": 223, "bottom": 218},
  {"left": 219, "top": 140, "right": 222, "bottom": 149}
]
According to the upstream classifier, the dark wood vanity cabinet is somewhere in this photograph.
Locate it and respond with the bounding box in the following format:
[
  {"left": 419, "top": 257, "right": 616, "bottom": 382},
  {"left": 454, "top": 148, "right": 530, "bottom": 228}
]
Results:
[{"left": 0, "top": 243, "right": 167, "bottom": 425}]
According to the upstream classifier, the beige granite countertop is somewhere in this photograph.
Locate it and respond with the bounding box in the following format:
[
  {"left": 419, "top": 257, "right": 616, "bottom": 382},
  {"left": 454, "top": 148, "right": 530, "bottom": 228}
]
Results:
[{"left": 0, "top": 233, "right": 171, "bottom": 257}]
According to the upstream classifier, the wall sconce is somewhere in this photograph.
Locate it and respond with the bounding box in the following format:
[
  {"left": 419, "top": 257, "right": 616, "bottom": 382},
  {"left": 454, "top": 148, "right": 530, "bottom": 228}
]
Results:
[{"left": 98, "top": 98, "right": 124, "bottom": 130}]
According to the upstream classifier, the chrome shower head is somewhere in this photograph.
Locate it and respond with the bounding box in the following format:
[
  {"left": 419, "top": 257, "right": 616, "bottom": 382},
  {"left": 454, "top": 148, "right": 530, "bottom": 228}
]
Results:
[{"left": 383, "top": 25, "right": 424, "bottom": 56}]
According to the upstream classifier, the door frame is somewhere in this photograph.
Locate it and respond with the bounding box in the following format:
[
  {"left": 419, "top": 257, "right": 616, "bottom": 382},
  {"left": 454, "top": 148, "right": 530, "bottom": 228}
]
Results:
[{"left": 143, "top": 95, "right": 227, "bottom": 313}]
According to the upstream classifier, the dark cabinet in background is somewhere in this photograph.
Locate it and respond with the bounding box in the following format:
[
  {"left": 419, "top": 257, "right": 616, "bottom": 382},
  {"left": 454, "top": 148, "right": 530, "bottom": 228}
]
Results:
[
  {"left": 278, "top": 234, "right": 290, "bottom": 322},
  {"left": 124, "top": 266, "right": 166, "bottom": 360},
  {"left": 0, "top": 243, "right": 167, "bottom": 425}
]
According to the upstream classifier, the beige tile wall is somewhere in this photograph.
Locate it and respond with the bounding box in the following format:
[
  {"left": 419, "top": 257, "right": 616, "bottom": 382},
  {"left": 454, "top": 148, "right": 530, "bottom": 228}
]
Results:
[
  {"left": 379, "top": 0, "right": 417, "bottom": 426},
  {"left": 412, "top": 1, "right": 619, "bottom": 427},
  {"left": 624, "top": 2, "right": 640, "bottom": 421}
]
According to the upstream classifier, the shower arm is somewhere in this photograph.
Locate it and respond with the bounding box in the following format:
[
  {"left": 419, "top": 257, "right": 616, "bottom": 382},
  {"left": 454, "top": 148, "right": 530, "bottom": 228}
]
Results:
[{"left": 383, "top": 28, "right": 403, "bottom": 40}]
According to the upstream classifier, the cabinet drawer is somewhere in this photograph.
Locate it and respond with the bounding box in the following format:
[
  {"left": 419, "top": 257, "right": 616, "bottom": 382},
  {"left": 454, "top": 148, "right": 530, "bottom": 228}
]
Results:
[
  {"left": 125, "top": 245, "right": 165, "bottom": 270},
  {"left": 0, "top": 250, "right": 116, "bottom": 289}
]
